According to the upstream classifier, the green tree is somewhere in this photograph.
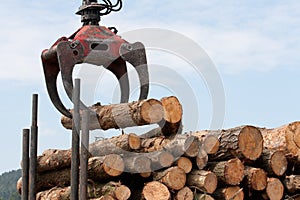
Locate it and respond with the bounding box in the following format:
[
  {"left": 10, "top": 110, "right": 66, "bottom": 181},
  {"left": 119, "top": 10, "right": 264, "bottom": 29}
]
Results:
[{"left": 0, "top": 169, "right": 21, "bottom": 200}]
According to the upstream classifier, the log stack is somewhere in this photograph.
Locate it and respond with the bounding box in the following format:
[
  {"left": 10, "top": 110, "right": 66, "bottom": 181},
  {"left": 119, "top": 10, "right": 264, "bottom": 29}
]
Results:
[{"left": 17, "top": 97, "right": 300, "bottom": 200}]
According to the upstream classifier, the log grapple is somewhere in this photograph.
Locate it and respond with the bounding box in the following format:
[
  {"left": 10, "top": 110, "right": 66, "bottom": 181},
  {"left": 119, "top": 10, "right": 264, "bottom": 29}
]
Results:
[{"left": 41, "top": 0, "right": 149, "bottom": 118}]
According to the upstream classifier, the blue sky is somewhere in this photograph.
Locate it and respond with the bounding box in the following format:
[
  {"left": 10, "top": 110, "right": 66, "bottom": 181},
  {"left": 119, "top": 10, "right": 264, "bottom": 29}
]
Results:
[{"left": 0, "top": 0, "right": 300, "bottom": 174}]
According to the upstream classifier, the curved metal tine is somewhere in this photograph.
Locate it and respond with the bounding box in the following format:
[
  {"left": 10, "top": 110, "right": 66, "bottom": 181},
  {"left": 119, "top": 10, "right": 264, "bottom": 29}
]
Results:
[
  {"left": 41, "top": 56, "right": 72, "bottom": 118},
  {"left": 121, "top": 42, "right": 149, "bottom": 100},
  {"left": 107, "top": 57, "right": 130, "bottom": 103}
]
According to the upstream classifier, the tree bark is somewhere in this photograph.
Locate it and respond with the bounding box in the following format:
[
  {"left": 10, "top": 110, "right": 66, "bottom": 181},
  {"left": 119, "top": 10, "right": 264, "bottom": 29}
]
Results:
[
  {"left": 61, "top": 99, "right": 164, "bottom": 130},
  {"left": 153, "top": 167, "right": 186, "bottom": 191},
  {"left": 174, "top": 186, "right": 193, "bottom": 200},
  {"left": 244, "top": 166, "right": 267, "bottom": 191},
  {"left": 186, "top": 170, "right": 218, "bottom": 194},
  {"left": 208, "top": 158, "right": 244, "bottom": 186},
  {"left": 209, "top": 126, "right": 263, "bottom": 161},
  {"left": 265, "top": 178, "right": 284, "bottom": 200},
  {"left": 284, "top": 175, "right": 300, "bottom": 193},
  {"left": 212, "top": 186, "right": 244, "bottom": 200},
  {"left": 142, "top": 181, "right": 171, "bottom": 200}
]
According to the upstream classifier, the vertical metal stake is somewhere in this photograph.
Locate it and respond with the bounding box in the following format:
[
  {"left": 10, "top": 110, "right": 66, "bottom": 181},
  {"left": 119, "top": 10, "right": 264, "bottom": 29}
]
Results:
[
  {"left": 80, "top": 110, "right": 90, "bottom": 200},
  {"left": 29, "top": 94, "right": 38, "bottom": 200},
  {"left": 22, "top": 129, "right": 30, "bottom": 200},
  {"left": 71, "top": 79, "right": 81, "bottom": 200}
]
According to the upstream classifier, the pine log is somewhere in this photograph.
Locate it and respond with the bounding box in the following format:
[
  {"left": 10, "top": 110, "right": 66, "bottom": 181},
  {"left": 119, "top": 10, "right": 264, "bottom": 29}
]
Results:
[
  {"left": 176, "top": 157, "right": 193, "bottom": 174},
  {"left": 244, "top": 166, "right": 267, "bottom": 191},
  {"left": 159, "top": 96, "right": 183, "bottom": 136},
  {"left": 209, "top": 126, "right": 263, "bottom": 161},
  {"left": 153, "top": 167, "right": 186, "bottom": 191},
  {"left": 36, "top": 149, "right": 72, "bottom": 173},
  {"left": 194, "top": 194, "right": 215, "bottom": 200},
  {"left": 142, "top": 181, "right": 171, "bottom": 200},
  {"left": 88, "top": 154, "right": 124, "bottom": 181},
  {"left": 284, "top": 175, "right": 300, "bottom": 193},
  {"left": 260, "top": 121, "right": 300, "bottom": 160},
  {"left": 61, "top": 99, "right": 164, "bottom": 130},
  {"left": 186, "top": 170, "right": 218, "bottom": 194},
  {"left": 196, "top": 148, "right": 208, "bottom": 170},
  {"left": 265, "top": 178, "right": 284, "bottom": 200},
  {"left": 208, "top": 158, "right": 244, "bottom": 186},
  {"left": 174, "top": 186, "right": 193, "bottom": 200},
  {"left": 36, "top": 181, "right": 130, "bottom": 200},
  {"left": 192, "top": 131, "right": 220, "bottom": 154},
  {"left": 212, "top": 186, "right": 244, "bottom": 200},
  {"left": 124, "top": 154, "right": 152, "bottom": 173},
  {"left": 259, "top": 149, "right": 288, "bottom": 176}
]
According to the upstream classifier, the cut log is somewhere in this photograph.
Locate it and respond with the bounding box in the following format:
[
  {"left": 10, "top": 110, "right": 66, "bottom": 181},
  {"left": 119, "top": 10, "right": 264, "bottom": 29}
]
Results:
[
  {"left": 259, "top": 149, "right": 288, "bottom": 176},
  {"left": 186, "top": 170, "right": 218, "bottom": 194},
  {"left": 194, "top": 194, "right": 215, "bottom": 200},
  {"left": 153, "top": 167, "right": 186, "bottom": 191},
  {"left": 128, "top": 133, "right": 141, "bottom": 150},
  {"left": 260, "top": 121, "right": 300, "bottom": 160},
  {"left": 148, "top": 151, "right": 174, "bottom": 170},
  {"left": 36, "top": 181, "right": 130, "bottom": 200},
  {"left": 210, "top": 126, "right": 263, "bottom": 161},
  {"left": 36, "top": 149, "right": 72, "bottom": 173},
  {"left": 159, "top": 96, "right": 183, "bottom": 136},
  {"left": 196, "top": 148, "right": 208, "bottom": 170},
  {"left": 88, "top": 154, "right": 124, "bottom": 181},
  {"left": 174, "top": 186, "right": 193, "bottom": 200},
  {"left": 244, "top": 166, "right": 267, "bottom": 191},
  {"left": 212, "top": 186, "right": 244, "bottom": 200},
  {"left": 124, "top": 154, "right": 152, "bottom": 173},
  {"left": 193, "top": 131, "right": 220, "bottom": 154},
  {"left": 142, "top": 181, "right": 171, "bottom": 200},
  {"left": 61, "top": 99, "right": 164, "bottom": 130},
  {"left": 176, "top": 157, "right": 193, "bottom": 174},
  {"left": 284, "top": 175, "right": 300, "bottom": 193},
  {"left": 265, "top": 178, "right": 284, "bottom": 200},
  {"left": 208, "top": 158, "right": 244, "bottom": 186}
]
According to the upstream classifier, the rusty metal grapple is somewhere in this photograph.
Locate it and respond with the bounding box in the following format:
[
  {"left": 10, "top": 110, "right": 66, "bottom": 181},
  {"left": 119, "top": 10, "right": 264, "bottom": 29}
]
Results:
[{"left": 41, "top": 0, "right": 149, "bottom": 118}]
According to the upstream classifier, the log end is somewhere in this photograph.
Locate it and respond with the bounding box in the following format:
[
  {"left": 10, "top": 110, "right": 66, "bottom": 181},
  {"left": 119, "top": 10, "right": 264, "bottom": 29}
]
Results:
[
  {"left": 204, "top": 171, "right": 218, "bottom": 194},
  {"left": 162, "top": 167, "right": 186, "bottom": 191},
  {"left": 175, "top": 187, "right": 193, "bottom": 200},
  {"left": 103, "top": 154, "right": 124, "bottom": 177},
  {"left": 160, "top": 96, "right": 183, "bottom": 124},
  {"left": 249, "top": 168, "right": 267, "bottom": 191},
  {"left": 223, "top": 186, "right": 244, "bottom": 200},
  {"left": 266, "top": 178, "right": 284, "bottom": 200},
  {"left": 177, "top": 157, "right": 193, "bottom": 174},
  {"left": 196, "top": 149, "right": 208, "bottom": 170},
  {"left": 204, "top": 135, "right": 220, "bottom": 155},
  {"left": 140, "top": 99, "right": 164, "bottom": 124},
  {"left": 128, "top": 133, "right": 141, "bottom": 150},
  {"left": 239, "top": 126, "right": 263, "bottom": 160},
  {"left": 225, "top": 158, "right": 244, "bottom": 185},
  {"left": 270, "top": 151, "right": 288, "bottom": 176},
  {"left": 142, "top": 181, "right": 171, "bottom": 200},
  {"left": 115, "top": 185, "right": 131, "bottom": 200}
]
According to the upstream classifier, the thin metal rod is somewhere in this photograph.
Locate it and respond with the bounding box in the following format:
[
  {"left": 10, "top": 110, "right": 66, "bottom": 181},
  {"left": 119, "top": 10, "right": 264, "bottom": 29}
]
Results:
[
  {"left": 80, "top": 110, "right": 90, "bottom": 200},
  {"left": 29, "top": 94, "right": 38, "bottom": 200},
  {"left": 22, "top": 129, "right": 30, "bottom": 200},
  {"left": 71, "top": 79, "right": 81, "bottom": 200}
]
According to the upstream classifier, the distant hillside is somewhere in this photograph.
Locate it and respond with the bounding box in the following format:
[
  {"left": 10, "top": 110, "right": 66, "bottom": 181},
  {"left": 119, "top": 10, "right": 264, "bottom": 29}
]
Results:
[{"left": 0, "top": 169, "right": 21, "bottom": 200}]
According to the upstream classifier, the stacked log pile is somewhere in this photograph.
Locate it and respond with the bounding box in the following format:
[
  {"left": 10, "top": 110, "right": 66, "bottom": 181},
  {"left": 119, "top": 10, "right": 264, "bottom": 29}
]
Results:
[{"left": 17, "top": 97, "right": 300, "bottom": 199}]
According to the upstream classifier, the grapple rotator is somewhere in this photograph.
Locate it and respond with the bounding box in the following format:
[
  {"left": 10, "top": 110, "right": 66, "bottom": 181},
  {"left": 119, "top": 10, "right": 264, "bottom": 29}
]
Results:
[{"left": 41, "top": 0, "right": 149, "bottom": 118}]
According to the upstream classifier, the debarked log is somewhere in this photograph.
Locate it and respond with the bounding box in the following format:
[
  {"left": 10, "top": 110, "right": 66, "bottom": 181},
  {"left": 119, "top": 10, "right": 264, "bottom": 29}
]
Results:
[{"left": 61, "top": 98, "right": 164, "bottom": 130}]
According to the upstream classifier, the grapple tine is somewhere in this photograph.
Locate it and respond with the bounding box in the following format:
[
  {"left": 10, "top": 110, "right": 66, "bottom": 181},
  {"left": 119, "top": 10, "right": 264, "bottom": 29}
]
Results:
[
  {"left": 107, "top": 57, "right": 130, "bottom": 103},
  {"left": 120, "top": 42, "right": 149, "bottom": 100},
  {"left": 41, "top": 51, "right": 72, "bottom": 118}
]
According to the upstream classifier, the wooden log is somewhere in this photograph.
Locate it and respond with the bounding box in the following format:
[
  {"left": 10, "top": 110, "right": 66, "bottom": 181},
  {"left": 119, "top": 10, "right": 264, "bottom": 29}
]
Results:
[
  {"left": 194, "top": 194, "right": 215, "bottom": 200},
  {"left": 208, "top": 158, "right": 244, "bottom": 186},
  {"left": 142, "top": 181, "right": 171, "bottom": 200},
  {"left": 159, "top": 96, "right": 183, "bottom": 136},
  {"left": 212, "top": 186, "right": 244, "bottom": 200},
  {"left": 174, "top": 186, "right": 193, "bottom": 200},
  {"left": 153, "top": 167, "right": 186, "bottom": 191},
  {"left": 192, "top": 131, "right": 220, "bottom": 154},
  {"left": 61, "top": 98, "right": 164, "bottom": 130},
  {"left": 176, "top": 157, "right": 193, "bottom": 174},
  {"left": 36, "top": 149, "right": 72, "bottom": 173},
  {"left": 284, "top": 175, "right": 300, "bottom": 193},
  {"left": 148, "top": 151, "right": 174, "bottom": 170},
  {"left": 124, "top": 154, "right": 152, "bottom": 173},
  {"left": 209, "top": 126, "right": 263, "bottom": 161},
  {"left": 259, "top": 149, "right": 288, "bottom": 176},
  {"left": 186, "top": 170, "right": 218, "bottom": 194},
  {"left": 36, "top": 181, "right": 131, "bottom": 200},
  {"left": 265, "top": 178, "right": 284, "bottom": 200},
  {"left": 260, "top": 121, "right": 300, "bottom": 160},
  {"left": 244, "top": 166, "right": 267, "bottom": 191},
  {"left": 196, "top": 148, "right": 208, "bottom": 170},
  {"left": 128, "top": 133, "right": 141, "bottom": 150},
  {"left": 88, "top": 154, "right": 124, "bottom": 181}
]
